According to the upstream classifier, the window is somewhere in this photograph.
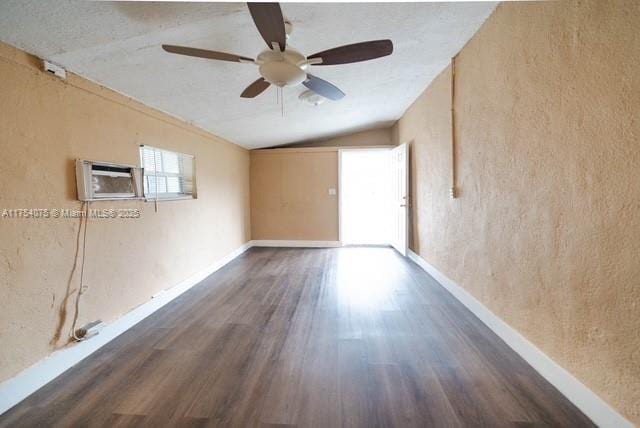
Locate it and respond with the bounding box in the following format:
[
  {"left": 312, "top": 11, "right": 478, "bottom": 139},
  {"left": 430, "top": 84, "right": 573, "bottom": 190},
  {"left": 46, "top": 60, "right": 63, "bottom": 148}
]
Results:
[{"left": 139, "top": 145, "right": 195, "bottom": 200}]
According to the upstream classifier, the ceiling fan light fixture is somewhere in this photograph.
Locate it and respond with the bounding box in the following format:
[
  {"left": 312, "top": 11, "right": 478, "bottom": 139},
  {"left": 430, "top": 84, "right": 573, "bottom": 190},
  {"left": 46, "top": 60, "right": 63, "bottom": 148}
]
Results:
[{"left": 259, "top": 60, "right": 306, "bottom": 87}]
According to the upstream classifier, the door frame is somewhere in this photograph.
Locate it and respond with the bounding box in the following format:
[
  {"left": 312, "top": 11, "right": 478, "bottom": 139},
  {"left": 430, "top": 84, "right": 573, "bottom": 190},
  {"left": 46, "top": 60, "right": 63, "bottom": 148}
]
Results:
[{"left": 338, "top": 146, "right": 394, "bottom": 246}]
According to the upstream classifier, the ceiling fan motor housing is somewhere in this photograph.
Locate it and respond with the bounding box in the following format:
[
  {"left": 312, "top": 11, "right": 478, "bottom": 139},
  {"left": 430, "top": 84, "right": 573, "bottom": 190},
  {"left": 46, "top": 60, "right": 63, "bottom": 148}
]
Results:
[{"left": 258, "top": 48, "right": 307, "bottom": 87}]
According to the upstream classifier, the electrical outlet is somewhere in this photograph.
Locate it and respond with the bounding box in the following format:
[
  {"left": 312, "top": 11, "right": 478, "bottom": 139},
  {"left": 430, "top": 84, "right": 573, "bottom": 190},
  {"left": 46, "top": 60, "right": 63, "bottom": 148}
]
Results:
[{"left": 74, "top": 320, "right": 105, "bottom": 341}]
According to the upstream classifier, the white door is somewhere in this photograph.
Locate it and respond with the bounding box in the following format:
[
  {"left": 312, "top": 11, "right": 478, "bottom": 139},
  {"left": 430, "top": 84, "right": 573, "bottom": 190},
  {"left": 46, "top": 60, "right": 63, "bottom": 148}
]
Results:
[{"left": 390, "top": 143, "right": 409, "bottom": 256}]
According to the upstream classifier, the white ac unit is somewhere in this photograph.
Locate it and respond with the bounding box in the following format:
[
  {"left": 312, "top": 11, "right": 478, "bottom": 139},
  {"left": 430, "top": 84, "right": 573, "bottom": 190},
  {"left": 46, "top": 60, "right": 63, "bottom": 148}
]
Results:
[{"left": 76, "top": 159, "right": 144, "bottom": 201}]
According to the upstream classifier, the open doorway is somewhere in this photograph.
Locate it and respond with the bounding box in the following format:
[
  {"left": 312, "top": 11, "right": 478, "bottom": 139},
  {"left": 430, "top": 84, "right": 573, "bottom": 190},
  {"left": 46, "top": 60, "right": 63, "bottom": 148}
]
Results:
[{"left": 339, "top": 149, "right": 393, "bottom": 245}]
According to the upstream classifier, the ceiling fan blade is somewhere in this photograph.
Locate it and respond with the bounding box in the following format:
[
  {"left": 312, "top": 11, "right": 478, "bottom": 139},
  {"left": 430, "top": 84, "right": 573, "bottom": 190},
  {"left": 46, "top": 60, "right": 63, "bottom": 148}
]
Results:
[
  {"left": 308, "top": 40, "right": 393, "bottom": 65},
  {"left": 162, "top": 45, "right": 253, "bottom": 63},
  {"left": 303, "top": 74, "right": 345, "bottom": 101},
  {"left": 247, "top": 3, "right": 286, "bottom": 51},
  {"left": 241, "top": 77, "right": 271, "bottom": 98}
]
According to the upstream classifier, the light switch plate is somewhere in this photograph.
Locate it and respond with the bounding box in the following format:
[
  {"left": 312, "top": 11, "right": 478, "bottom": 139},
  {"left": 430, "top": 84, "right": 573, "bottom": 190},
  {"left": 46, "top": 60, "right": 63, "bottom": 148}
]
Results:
[{"left": 328, "top": 188, "right": 337, "bottom": 196}]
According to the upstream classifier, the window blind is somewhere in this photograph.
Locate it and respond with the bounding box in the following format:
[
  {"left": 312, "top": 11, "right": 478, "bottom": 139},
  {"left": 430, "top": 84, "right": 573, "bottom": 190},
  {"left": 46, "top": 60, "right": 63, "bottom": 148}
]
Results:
[{"left": 139, "top": 145, "right": 195, "bottom": 199}]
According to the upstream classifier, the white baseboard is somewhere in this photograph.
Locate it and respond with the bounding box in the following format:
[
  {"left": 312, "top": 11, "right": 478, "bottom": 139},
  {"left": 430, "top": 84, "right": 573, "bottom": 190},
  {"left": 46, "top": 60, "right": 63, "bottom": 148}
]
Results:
[
  {"left": 407, "top": 250, "right": 632, "bottom": 428},
  {"left": 250, "top": 239, "right": 341, "bottom": 248},
  {"left": 0, "top": 242, "right": 252, "bottom": 416}
]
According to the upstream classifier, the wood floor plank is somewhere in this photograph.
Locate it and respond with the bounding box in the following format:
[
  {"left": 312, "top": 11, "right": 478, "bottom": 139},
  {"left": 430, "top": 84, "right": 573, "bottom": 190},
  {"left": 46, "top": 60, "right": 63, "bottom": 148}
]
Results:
[{"left": 0, "top": 247, "right": 594, "bottom": 427}]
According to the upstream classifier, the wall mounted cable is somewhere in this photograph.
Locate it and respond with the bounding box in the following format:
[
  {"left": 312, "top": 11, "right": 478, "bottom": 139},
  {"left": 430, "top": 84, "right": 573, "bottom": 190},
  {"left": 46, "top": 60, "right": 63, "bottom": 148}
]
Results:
[
  {"left": 70, "top": 201, "right": 90, "bottom": 341},
  {"left": 450, "top": 56, "right": 457, "bottom": 199}
]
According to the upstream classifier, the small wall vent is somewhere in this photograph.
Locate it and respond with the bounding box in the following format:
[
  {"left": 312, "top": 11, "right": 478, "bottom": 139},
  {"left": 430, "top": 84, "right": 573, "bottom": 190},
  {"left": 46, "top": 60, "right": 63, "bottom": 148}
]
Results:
[{"left": 43, "top": 60, "right": 66, "bottom": 80}]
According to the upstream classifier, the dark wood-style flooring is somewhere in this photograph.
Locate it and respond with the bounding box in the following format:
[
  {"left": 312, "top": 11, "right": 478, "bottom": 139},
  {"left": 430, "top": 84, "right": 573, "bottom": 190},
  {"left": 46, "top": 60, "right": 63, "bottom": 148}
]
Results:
[{"left": 0, "top": 247, "right": 593, "bottom": 427}]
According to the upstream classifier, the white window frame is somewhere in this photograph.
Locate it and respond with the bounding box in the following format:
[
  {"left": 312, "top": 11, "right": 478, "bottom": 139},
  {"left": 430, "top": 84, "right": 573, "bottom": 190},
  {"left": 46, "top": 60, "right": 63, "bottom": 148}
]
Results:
[{"left": 139, "top": 145, "right": 196, "bottom": 201}]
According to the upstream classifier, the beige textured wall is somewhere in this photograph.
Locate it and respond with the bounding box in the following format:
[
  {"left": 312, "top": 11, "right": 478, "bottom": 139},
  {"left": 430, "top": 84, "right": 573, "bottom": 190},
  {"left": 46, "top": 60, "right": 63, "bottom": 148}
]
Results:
[
  {"left": 250, "top": 148, "right": 338, "bottom": 241},
  {"left": 281, "top": 127, "right": 393, "bottom": 148},
  {"left": 0, "top": 42, "right": 251, "bottom": 381},
  {"left": 394, "top": 0, "right": 639, "bottom": 423}
]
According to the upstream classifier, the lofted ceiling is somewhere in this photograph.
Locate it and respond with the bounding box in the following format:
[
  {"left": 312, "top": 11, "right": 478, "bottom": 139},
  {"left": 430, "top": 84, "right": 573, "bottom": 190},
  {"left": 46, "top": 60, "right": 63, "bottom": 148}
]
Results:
[{"left": 0, "top": 1, "right": 496, "bottom": 149}]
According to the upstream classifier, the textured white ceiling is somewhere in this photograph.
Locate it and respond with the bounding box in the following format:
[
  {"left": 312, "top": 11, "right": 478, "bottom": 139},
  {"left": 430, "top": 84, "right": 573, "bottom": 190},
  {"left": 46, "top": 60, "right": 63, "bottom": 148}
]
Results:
[{"left": 0, "top": 1, "right": 496, "bottom": 148}]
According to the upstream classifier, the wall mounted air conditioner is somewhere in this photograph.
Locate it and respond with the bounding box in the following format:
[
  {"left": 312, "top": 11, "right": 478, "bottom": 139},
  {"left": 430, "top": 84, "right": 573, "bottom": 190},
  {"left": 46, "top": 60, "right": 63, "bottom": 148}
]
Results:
[{"left": 76, "top": 159, "right": 144, "bottom": 201}]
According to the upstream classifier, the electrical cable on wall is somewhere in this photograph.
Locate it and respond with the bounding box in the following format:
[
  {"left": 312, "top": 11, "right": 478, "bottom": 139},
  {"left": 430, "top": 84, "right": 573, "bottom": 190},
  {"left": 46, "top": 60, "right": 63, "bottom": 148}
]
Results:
[
  {"left": 70, "top": 201, "right": 90, "bottom": 341},
  {"left": 450, "top": 55, "right": 457, "bottom": 199}
]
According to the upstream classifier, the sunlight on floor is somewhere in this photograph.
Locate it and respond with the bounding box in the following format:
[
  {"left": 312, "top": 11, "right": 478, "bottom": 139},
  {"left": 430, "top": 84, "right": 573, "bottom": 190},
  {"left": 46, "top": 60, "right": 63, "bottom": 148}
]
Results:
[{"left": 335, "top": 247, "right": 402, "bottom": 311}]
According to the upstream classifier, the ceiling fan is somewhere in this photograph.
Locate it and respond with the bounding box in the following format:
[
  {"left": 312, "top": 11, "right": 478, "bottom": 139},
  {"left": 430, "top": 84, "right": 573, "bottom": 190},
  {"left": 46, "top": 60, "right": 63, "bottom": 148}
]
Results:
[{"left": 162, "top": 2, "right": 393, "bottom": 101}]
